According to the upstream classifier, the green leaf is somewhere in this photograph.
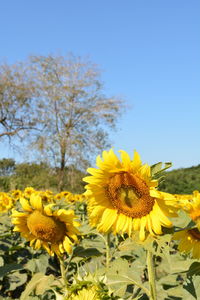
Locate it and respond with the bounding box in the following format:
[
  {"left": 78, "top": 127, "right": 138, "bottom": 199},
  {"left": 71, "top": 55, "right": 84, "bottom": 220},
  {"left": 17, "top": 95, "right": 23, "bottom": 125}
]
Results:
[
  {"left": 188, "top": 262, "right": 200, "bottom": 276},
  {"left": 7, "top": 272, "right": 27, "bottom": 291},
  {"left": 151, "top": 162, "right": 172, "bottom": 177},
  {"left": 0, "top": 263, "right": 23, "bottom": 278},
  {"left": 117, "top": 237, "right": 136, "bottom": 252},
  {"left": 106, "top": 274, "right": 132, "bottom": 297},
  {"left": 52, "top": 290, "right": 65, "bottom": 300},
  {"left": 20, "top": 273, "right": 47, "bottom": 300},
  {"left": 183, "top": 276, "right": 197, "bottom": 299},
  {"left": 25, "top": 254, "right": 49, "bottom": 274},
  {"left": 73, "top": 246, "right": 102, "bottom": 257},
  {"left": 35, "top": 274, "right": 55, "bottom": 295},
  {"left": 0, "top": 257, "right": 4, "bottom": 267},
  {"left": 106, "top": 258, "right": 148, "bottom": 297}
]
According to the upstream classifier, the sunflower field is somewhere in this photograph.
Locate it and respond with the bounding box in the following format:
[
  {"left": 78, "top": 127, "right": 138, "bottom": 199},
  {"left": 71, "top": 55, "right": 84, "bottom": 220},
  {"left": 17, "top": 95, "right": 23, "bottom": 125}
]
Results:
[{"left": 1, "top": 149, "right": 200, "bottom": 300}]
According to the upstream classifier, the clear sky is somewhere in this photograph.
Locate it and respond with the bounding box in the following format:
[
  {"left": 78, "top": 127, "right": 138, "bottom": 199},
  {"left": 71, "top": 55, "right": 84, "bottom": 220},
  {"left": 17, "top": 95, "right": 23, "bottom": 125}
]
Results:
[{"left": 0, "top": 0, "right": 199, "bottom": 169}]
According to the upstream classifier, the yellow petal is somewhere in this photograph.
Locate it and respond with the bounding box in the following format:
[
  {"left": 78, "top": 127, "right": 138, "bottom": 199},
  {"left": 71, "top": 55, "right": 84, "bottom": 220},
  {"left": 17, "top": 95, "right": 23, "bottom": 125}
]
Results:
[
  {"left": 63, "top": 237, "right": 72, "bottom": 254},
  {"left": 30, "top": 194, "right": 43, "bottom": 211},
  {"left": 11, "top": 211, "right": 29, "bottom": 218},
  {"left": 132, "top": 151, "right": 142, "bottom": 170},
  {"left": 133, "top": 218, "right": 140, "bottom": 231},
  {"left": 98, "top": 209, "right": 118, "bottom": 232},
  {"left": 43, "top": 204, "right": 54, "bottom": 216},
  {"left": 150, "top": 212, "right": 162, "bottom": 235},
  {"left": 139, "top": 217, "right": 146, "bottom": 241},
  {"left": 34, "top": 239, "right": 41, "bottom": 249},
  {"left": 20, "top": 197, "right": 32, "bottom": 212},
  {"left": 119, "top": 150, "right": 131, "bottom": 170}
]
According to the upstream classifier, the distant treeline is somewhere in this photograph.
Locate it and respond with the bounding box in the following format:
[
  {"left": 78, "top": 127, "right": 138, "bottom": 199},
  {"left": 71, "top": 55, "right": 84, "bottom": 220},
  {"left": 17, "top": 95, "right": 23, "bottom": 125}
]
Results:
[
  {"left": 0, "top": 158, "right": 85, "bottom": 193},
  {"left": 158, "top": 164, "right": 200, "bottom": 194},
  {"left": 0, "top": 158, "right": 199, "bottom": 194}
]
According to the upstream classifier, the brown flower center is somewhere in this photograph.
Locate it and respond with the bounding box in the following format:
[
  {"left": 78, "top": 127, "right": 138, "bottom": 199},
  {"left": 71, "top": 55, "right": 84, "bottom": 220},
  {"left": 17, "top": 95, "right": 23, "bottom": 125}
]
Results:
[
  {"left": 188, "top": 228, "right": 200, "bottom": 240},
  {"left": 106, "top": 172, "right": 155, "bottom": 218},
  {"left": 27, "top": 211, "right": 66, "bottom": 242}
]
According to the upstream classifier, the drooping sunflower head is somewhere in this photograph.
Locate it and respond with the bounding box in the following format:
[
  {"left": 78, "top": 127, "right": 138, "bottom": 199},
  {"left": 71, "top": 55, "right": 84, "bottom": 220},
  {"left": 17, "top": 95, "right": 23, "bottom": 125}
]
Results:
[
  {"left": 66, "top": 273, "right": 104, "bottom": 300},
  {"left": 84, "top": 149, "right": 178, "bottom": 241},
  {"left": 173, "top": 227, "right": 200, "bottom": 259},
  {"left": 11, "top": 193, "right": 80, "bottom": 256}
]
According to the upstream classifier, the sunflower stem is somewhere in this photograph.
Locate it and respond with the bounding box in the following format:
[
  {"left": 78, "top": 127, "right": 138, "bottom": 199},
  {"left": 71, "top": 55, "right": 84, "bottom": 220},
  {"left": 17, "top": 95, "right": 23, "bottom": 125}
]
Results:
[
  {"left": 147, "top": 250, "right": 157, "bottom": 300},
  {"left": 105, "top": 233, "right": 111, "bottom": 269},
  {"left": 59, "top": 256, "right": 68, "bottom": 287},
  {"left": 96, "top": 233, "right": 110, "bottom": 269}
]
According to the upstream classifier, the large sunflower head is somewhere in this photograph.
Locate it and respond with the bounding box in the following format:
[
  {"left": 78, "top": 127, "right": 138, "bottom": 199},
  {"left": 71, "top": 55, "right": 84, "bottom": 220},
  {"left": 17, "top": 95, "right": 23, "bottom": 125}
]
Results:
[
  {"left": 11, "top": 194, "right": 80, "bottom": 256},
  {"left": 173, "top": 228, "right": 200, "bottom": 259},
  {"left": 83, "top": 149, "right": 178, "bottom": 241}
]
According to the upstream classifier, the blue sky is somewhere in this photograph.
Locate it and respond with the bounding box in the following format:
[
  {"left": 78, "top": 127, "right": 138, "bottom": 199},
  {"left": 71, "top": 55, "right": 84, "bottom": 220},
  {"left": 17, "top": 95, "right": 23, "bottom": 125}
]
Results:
[{"left": 0, "top": 0, "right": 199, "bottom": 169}]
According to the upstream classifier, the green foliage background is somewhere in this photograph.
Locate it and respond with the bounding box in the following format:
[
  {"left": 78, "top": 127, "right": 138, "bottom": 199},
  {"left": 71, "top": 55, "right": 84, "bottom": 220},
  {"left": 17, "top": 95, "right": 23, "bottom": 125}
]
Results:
[
  {"left": 159, "top": 165, "right": 200, "bottom": 194},
  {"left": 0, "top": 159, "right": 85, "bottom": 193},
  {"left": 0, "top": 158, "right": 200, "bottom": 194},
  {"left": 0, "top": 159, "right": 200, "bottom": 299}
]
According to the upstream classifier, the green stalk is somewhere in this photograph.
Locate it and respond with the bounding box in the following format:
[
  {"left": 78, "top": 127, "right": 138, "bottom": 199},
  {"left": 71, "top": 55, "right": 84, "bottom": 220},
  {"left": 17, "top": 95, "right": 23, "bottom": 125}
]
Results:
[
  {"left": 58, "top": 256, "right": 68, "bottom": 287},
  {"left": 147, "top": 250, "right": 157, "bottom": 300},
  {"left": 105, "top": 233, "right": 111, "bottom": 269},
  {"left": 97, "top": 233, "right": 110, "bottom": 269}
]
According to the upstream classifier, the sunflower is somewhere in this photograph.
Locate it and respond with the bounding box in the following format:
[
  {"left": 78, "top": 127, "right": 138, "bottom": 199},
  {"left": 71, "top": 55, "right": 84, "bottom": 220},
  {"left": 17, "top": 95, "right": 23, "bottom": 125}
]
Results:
[
  {"left": 84, "top": 149, "right": 178, "bottom": 241},
  {"left": 38, "top": 190, "right": 54, "bottom": 203},
  {"left": 54, "top": 192, "right": 63, "bottom": 201},
  {"left": 64, "top": 192, "right": 85, "bottom": 203},
  {"left": 11, "top": 194, "right": 80, "bottom": 256},
  {"left": 23, "top": 187, "right": 36, "bottom": 198},
  {"left": 68, "top": 286, "right": 100, "bottom": 300},
  {"left": 181, "top": 191, "right": 200, "bottom": 230},
  {"left": 173, "top": 228, "right": 200, "bottom": 259},
  {"left": 11, "top": 189, "right": 23, "bottom": 201},
  {"left": 0, "top": 192, "right": 13, "bottom": 213}
]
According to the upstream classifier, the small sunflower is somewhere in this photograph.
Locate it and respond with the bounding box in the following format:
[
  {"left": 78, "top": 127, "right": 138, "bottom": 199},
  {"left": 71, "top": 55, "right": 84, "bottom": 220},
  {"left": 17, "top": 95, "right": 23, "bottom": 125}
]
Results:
[
  {"left": 173, "top": 193, "right": 194, "bottom": 210},
  {"left": 181, "top": 191, "right": 200, "bottom": 230},
  {"left": 61, "top": 191, "right": 71, "bottom": 197},
  {"left": 38, "top": 190, "right": 54, "bottom": 203},
  {"left": 24, "top": 187, "right": 36, "bottom": 198},
  {"left": 54, "top": 192, "right": 63, "bottom": 201},
  {"left": 11, "top": 194, "right": 80, "bottom": 256},
  {"left": 0, "top": 192, "right": 13, "bottom": 213},
  {"left": 68, "top": 286, "right": 100, "bottom": 300},
  {"left": 84, "top": 149, "right": 178, "bottom": 241},
  {"left": 64, "top": 193, "right": 85, "bottom": 203},
  {"left": 173, "top": 228, "right": 200, "bottom": 259},
  {"left": 11, "top": 189, "right": 23, "bottom": 201}
]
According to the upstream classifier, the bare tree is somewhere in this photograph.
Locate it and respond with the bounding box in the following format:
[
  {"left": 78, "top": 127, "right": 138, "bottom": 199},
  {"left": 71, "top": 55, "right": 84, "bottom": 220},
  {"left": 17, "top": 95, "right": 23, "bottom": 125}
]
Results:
[
  {"left": 0, "top": 63, "right": 37, "bottom": 141},
  {"left": 29, "top": 54, "right": 125, "bottom": 189},
  {"left": 0, "top": 54, "right": 125, "bottom": 190}
]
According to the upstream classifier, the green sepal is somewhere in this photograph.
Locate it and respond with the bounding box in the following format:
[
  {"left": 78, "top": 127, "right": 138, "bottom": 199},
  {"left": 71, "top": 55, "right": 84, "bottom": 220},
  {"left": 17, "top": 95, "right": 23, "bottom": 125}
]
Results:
[{"left": 151, "top": 162, "right": 172, "bottom": 179}]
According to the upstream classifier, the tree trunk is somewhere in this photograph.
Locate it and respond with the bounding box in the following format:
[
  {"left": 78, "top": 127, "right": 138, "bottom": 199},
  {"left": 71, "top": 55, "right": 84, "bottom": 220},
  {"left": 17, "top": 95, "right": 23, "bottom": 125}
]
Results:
[{"left": 58, "top": 146, "right": 66, "bottom": 192}]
